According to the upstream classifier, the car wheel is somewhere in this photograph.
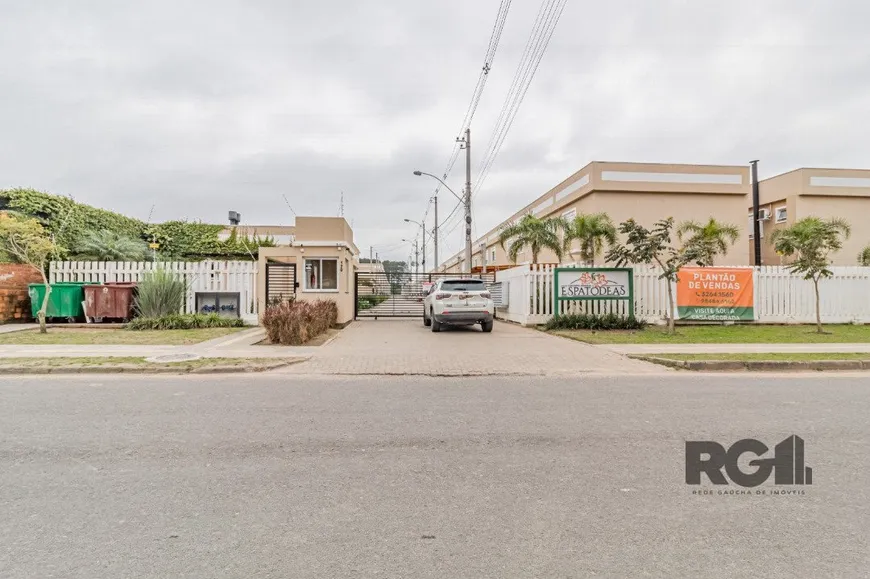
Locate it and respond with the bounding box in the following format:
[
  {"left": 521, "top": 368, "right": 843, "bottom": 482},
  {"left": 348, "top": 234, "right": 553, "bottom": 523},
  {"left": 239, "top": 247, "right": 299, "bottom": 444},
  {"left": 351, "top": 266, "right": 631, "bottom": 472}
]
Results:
[
  {"left": 423, "top": 311, "right": 431, "bottom": 327},
  {"left": 481, "top": 320, "right": 493, "bottom": 333},
  {"left": 431, "top": 312, "right": 441, "bottom": 333}
]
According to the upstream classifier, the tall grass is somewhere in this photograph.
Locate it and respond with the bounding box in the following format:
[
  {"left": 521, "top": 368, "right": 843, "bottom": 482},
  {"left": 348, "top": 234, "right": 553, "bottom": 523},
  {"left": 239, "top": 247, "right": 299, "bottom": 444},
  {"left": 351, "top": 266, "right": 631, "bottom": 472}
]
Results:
[
  {"left": 135, "top": 268, "right": 185, "bottom": 318},
  {"left": 262, "top": 299, "right": 338, "bottom": 345}
]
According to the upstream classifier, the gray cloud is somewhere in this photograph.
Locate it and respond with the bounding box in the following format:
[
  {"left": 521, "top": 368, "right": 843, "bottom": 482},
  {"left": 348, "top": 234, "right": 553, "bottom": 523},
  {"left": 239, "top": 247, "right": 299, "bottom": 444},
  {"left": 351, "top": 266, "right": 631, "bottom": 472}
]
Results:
[{"left": 1, "top": 0, "right": 868, "bottom": 264}]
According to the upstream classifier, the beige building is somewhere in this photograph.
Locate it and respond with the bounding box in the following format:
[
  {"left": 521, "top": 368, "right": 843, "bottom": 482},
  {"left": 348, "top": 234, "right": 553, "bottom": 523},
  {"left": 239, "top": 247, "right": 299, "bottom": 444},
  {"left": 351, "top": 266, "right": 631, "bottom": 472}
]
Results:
[
  {"left": 257, "top": 216, "right": 359, "bottom": 326},
  {"left": 439, "top": 161, "right": 751, "bottom": 272},
  {"left": 753, "top": 168, "right": 870, "bottom": 266},
  {"left": 438, "top": 161, "right": 870, "bottom": 273}
]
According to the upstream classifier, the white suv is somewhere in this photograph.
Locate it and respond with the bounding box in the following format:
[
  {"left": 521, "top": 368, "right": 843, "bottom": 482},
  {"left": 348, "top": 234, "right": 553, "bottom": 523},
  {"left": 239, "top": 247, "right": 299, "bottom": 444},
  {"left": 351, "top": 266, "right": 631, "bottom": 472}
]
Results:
[{"left": 423, "top": 278, "right": 494, "bottom": 333}]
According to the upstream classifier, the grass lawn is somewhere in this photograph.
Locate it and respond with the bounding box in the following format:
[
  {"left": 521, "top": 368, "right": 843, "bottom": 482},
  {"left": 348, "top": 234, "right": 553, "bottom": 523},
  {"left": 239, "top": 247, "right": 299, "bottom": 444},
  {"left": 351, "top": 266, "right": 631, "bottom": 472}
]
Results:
[
  {"left": 0, "top": 327, "right": 248, "bottom": 346},
  {"left": 551, "top": 324, "right": 870, "bottom": 344},
  {"left": 642, "top": 353, "right": 870, "bottom": 362},
  {"left": 0, "top": 356, "right": 296, "bottom": 372}
]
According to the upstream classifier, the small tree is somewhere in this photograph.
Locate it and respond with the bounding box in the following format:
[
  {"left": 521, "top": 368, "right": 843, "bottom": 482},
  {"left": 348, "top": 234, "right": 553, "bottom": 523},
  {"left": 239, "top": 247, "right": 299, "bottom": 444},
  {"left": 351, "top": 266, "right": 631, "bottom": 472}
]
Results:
[
  {"left": 0, "top": 214, "right": 60, "bottom": 333},
  {"left": 562, "top": 212, "right": 617, "bottom": 266},
  {"left": 769, "top": 217, "right": 851, "bottom": 333},
  {"left": 605, "top": 218, "right": 703, "bottom": 334},
  {"left": 677, "top": 218, "right": 740, "bottom": 266},
  {"left": 498, "top": 214, "right": 564, "bottom": 264},
  {"left": 859, "top": 244, "right": 870, "bottom": 267}
]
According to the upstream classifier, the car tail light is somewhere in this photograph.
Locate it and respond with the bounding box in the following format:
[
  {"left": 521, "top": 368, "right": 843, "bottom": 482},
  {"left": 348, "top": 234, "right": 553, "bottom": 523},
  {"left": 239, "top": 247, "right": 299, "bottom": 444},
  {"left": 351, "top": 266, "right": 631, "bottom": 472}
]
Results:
[
  {"left": 435, "top": 292, "right": 451, "bottom": 300},
  {"left": 479, "top": 292, "right": 491, "bottom": 299}
]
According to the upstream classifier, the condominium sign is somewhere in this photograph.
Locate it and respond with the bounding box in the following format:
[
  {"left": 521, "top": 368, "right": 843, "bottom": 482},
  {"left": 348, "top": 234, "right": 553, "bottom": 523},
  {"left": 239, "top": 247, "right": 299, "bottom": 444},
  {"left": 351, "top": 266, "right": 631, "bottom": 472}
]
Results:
[
  {"left": 554, "top": 268, "right": 634, "bottom": 317},
  {"left": 677, "top": 268, "right": 754, "bottom": 321}
]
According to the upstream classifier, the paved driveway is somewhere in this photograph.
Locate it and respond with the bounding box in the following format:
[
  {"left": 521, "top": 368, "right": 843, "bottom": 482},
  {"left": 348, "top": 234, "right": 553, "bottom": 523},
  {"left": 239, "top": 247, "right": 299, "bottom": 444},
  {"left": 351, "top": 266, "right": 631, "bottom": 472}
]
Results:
[{"left": 282, "top": 320, "right": 663, "bottom": 376}]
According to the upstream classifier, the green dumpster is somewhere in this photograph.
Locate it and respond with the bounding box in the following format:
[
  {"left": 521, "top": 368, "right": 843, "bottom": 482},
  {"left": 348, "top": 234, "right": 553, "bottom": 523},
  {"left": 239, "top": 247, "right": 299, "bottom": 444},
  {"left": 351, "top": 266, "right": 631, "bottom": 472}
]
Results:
[{"left": 28, "top": 283, "right": 95, "bottom": 320}]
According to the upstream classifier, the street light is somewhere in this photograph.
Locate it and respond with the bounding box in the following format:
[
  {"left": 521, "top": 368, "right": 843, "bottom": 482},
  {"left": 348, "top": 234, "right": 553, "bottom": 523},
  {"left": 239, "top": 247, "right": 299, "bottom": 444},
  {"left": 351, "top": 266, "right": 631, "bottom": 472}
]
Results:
[{"left": 414, "top": 170, "right": 469, "bottom": 273}]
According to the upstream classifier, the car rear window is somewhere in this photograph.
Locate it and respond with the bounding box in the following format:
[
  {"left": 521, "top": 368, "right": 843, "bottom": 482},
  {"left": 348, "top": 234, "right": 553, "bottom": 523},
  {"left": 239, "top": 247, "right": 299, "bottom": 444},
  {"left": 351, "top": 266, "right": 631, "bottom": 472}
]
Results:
[{"left": 441, "top": 280, "right": 486, "bottom": 291}]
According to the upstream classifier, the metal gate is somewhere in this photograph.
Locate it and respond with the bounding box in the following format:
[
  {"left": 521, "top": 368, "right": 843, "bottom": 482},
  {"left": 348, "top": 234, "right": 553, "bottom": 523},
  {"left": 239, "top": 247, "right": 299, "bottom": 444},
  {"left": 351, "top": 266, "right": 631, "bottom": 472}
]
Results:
[
  {"left": 355, "top": 271, "right": 495, "bottom": 319},
  {"left": 265, "top": 263, "right": 296, "bottom": 304}
]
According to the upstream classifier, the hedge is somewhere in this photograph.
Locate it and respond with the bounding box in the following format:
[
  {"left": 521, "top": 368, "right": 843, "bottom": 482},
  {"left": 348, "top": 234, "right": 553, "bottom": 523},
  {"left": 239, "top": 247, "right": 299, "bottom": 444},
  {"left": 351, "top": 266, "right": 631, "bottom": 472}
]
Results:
[{"left": 0, "top": 188, "right": 276, "bottom": 260}]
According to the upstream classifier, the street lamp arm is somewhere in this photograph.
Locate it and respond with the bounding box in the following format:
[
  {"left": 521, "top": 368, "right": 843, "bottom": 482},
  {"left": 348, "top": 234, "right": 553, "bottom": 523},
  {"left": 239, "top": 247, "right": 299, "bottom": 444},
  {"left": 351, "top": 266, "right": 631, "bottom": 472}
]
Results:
[{"left": 413, "top": 171, "right": 464, "bottom": 204}]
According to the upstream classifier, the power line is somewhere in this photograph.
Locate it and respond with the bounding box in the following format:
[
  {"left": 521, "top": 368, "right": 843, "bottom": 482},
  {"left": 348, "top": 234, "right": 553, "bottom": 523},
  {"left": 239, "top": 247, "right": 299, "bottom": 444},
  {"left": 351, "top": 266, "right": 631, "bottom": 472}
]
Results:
[
  {"left": 424, "top": 0, "right": 513, "bottom": 229},
  {"left": 474, "top": 0, "right": 568, "bottom": 197}
]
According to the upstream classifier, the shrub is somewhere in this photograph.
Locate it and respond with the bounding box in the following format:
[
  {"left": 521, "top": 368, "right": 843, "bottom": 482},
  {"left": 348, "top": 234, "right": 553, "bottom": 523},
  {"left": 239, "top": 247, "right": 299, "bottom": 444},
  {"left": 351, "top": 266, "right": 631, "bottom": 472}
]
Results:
[
  {"left": 262, "top": 299, "right": 338, "bottom": 345},
  {"left": 134, "top": 268, "right": 186, "bottom": 317},
  {"left": 544, "top": 312, "right": 647, "bottom": 331},
  {"left": 126, "top": 313, "right": 246, "bottom": 330}
]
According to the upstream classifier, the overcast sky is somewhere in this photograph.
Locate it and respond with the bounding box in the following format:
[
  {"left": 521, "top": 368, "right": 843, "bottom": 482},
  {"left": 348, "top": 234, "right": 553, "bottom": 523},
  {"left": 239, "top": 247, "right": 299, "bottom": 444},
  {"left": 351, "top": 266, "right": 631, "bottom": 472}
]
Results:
[{"left": 1, "top": 0, "right": 868, "bottom": 264}]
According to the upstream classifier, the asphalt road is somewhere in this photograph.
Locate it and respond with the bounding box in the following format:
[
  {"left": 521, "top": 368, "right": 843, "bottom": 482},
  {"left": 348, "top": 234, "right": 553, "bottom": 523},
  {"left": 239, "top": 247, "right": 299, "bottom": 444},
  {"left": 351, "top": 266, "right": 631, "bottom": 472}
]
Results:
[{"left": 1, "top": 373, "right": 867, "bottom": 578}]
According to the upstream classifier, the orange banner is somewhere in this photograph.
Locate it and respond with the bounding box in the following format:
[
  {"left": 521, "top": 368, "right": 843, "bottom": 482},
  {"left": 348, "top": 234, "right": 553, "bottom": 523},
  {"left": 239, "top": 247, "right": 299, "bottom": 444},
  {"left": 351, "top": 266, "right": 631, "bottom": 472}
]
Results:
[{"left": 677, "top": 268, "right": 754, "bottom": 321}]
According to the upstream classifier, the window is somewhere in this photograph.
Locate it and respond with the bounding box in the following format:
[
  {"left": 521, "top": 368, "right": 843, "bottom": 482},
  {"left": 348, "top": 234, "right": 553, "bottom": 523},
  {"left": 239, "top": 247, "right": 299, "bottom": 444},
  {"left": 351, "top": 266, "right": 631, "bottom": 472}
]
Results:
[
  {"left": 441, "top": 279, "right": 486, "bottom": 291},
  {"left": 775, "top": 206, "right": 787, "bottom": 223},
  {"left": 490, "top": 249, "right": 496, "bottom": 262},
  {"left": 304, "top": 258, "right": 338, "bottom": 291}
]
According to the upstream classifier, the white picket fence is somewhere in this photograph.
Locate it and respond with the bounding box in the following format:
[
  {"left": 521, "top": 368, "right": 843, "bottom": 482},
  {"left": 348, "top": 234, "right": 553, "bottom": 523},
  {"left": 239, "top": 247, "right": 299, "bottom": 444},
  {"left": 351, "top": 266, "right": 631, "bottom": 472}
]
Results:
[
  {"left": 495, "top": 264, "right": 870, "bottom": 325},
  {"left": 49, "top": 261, "right": 259, "bottom": 322}
]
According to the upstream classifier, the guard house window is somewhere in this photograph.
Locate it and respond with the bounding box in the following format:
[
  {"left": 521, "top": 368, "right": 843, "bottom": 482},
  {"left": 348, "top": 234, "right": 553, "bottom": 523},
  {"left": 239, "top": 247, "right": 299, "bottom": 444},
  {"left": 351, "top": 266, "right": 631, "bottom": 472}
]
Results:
[
  {"left": 304, "top": 258, "right": 338, "bottom": 291},
  {"left": 775, "top": 206, "right": 788, "bottom": 223}
]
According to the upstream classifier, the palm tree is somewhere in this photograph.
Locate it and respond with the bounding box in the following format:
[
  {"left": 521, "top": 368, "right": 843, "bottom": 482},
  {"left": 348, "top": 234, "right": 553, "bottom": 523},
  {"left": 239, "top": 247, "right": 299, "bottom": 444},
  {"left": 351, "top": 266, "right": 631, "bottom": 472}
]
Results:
[
  {"left": 859, "top": 244, "right": 870, "bottom": 266},
  {"left": 497, "top": 214, "right": 564, "bottom": 264},
  {"left": 677, "top": 218, "right": 740, "bottom": 266},
  {"left": 75, "top": 230, "right": 151, "bottom": 261},
  {"left": 562, "top": 212, "right": 617, "bottom": 266},
  {"left": 769, "top": 217, "right": 851, "bottom": 333}
]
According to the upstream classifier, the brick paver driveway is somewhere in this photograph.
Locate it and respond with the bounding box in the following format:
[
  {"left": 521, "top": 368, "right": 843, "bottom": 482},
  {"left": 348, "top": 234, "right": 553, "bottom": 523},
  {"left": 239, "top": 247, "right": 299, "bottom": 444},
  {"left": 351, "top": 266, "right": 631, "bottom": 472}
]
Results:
[{"left": 282, "top": 320, "right": 664, "bottom": 376}]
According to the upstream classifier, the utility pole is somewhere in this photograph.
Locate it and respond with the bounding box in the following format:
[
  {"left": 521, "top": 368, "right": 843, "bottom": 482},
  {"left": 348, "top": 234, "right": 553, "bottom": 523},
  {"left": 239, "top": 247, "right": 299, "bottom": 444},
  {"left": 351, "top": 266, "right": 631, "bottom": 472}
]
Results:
[
  {"left": 421, "top": 227, "right": 426, "bottom": 273},
  {"left": 480, "top": 242, "right": 487, "bottom": 274},
  {"left": 458, "top": 128, "right": 472, "bottom": 274},
  {"left": 750, "top": 160, "right": 761, "bottom": 266},
  {"left": 433, "top": 194, "right": 439, "bottom": 272},
  {"left": 414, "top": 238, "right": 419, "bottom": 275},
  {"left": 370, "top": 246, "right": 373, "bottom": 263}
]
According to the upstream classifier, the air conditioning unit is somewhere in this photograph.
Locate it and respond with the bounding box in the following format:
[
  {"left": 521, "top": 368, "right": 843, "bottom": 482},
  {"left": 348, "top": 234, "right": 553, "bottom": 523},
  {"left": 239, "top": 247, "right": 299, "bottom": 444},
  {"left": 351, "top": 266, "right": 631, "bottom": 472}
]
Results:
[{"left": 758, "top": 208, "right": 771, "bottom": 221}]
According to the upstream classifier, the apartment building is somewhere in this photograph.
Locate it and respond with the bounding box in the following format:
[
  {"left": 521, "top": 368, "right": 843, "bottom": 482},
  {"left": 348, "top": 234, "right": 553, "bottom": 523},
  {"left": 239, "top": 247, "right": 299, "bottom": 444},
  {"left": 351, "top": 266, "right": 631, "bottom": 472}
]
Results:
[
  {"left": 753, "top": 168, "right": 870, "bottom": 265},
  {"left": 438, "top": 161, "right": 750, "bottom": 272},
  {"left": 438, "top": 162, "right": 870, "bottom": 273}
]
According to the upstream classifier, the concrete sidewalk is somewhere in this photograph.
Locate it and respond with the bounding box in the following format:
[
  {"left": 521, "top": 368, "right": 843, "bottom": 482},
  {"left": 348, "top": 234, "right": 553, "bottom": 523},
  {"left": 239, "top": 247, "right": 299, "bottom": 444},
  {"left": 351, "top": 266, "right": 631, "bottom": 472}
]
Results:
[
  {"left": 603, "top": 343, "right": 870, "bottom": 354},
  {"left": 0, "top": 321, "right": 667, "bottom": 375}
]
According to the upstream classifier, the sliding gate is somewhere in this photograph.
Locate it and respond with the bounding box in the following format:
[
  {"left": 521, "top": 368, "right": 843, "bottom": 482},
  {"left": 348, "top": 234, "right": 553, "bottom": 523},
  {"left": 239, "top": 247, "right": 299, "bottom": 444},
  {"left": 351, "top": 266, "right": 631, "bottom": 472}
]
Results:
[{"left": 355, "top": 271, "right": 495, "bottom": 319}]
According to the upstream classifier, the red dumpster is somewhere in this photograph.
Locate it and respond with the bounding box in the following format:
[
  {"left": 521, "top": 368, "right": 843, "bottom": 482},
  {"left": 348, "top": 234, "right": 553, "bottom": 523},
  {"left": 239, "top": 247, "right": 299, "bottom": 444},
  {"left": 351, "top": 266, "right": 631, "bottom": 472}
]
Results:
[{"left": 83, "top": 283, "right": 137, "bottom": 322}]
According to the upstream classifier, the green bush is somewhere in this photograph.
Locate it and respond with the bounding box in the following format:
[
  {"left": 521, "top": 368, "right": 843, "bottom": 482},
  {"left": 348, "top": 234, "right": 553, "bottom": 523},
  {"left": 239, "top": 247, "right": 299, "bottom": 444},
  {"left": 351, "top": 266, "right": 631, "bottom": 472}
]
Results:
[
  {"left": 134, "top": 268, "right": 186, "bottom": 317},
  {"left": 357, "top": 295, "right": 389, "bottom": 311},
  {"left": 126, "top": 313, "right": 246, "bottom": 330},
  {"left": 0, "top": 189, "right": 277, "bottom": 261},
  {"left": 262, "top": 299, "right": 338, "bottom": 345},
  {"left": 544, "top": 312, "right": 647, "bottom": 331}
]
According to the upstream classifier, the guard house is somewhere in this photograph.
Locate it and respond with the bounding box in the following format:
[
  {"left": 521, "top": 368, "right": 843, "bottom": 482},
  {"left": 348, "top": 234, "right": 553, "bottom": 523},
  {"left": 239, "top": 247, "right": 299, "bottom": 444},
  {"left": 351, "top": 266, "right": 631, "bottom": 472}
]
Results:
[{"left": 257, "top": 217, "right": 359, "bottom": 326}]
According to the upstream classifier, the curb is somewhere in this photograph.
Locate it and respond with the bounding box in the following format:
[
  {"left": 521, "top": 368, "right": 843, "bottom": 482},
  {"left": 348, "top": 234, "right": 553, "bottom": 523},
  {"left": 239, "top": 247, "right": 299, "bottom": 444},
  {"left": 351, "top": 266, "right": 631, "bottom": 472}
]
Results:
[
  {"left": 631, "top": 356, "right": 870, "bottom": 372},
  {"left": 0, "top": 360, "right": 301, "bottom": 375}
]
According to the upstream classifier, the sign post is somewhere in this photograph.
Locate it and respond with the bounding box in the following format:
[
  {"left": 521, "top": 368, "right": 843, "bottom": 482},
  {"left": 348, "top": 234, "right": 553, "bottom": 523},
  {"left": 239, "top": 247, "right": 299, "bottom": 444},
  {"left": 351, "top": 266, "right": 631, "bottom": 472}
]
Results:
[
  {"left": 553, "top": 268, "right": 634, "bottom": 318},
  {"left": 676, "top": 267, "right": 755, "bottom": 321}
]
